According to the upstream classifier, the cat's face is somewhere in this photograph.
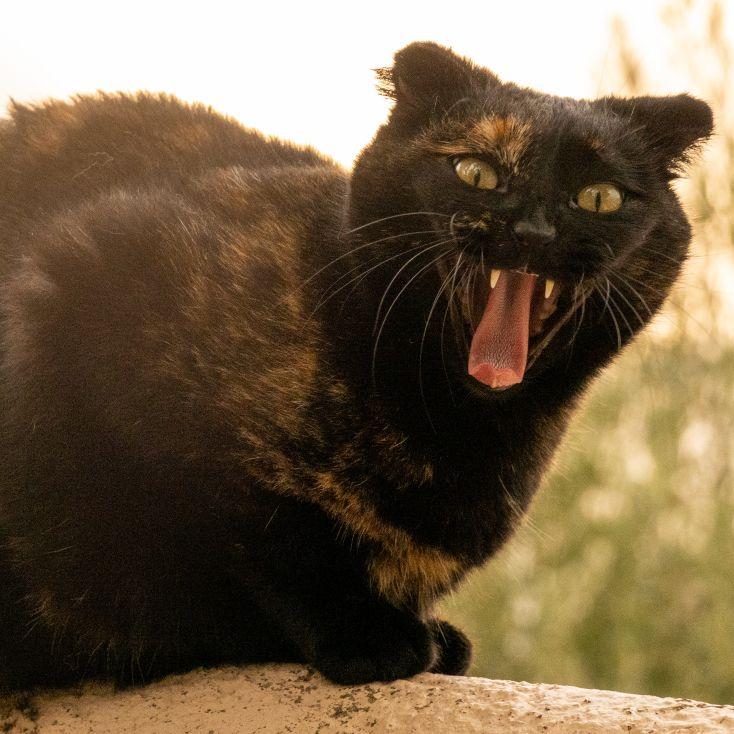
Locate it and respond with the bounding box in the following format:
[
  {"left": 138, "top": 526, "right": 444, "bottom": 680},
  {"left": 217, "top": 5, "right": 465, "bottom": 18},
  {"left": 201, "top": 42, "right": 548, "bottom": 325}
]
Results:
[{"left": 348, "top": 43, "right": 712, "bottom": 396}]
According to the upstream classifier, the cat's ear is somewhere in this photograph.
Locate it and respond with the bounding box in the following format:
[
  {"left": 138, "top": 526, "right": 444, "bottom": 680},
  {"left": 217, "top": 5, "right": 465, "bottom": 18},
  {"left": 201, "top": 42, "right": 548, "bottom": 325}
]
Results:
[
  {"left": 376, "top": 42, "right": 494, "bottom": 121},
  {"left": 598, "top": 94, "right": 713, "bottom": 175}
]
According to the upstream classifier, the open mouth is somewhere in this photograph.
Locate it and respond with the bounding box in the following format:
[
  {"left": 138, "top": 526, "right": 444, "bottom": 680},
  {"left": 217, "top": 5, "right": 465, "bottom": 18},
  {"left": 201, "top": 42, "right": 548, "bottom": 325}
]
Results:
[{"left": 465, "top": 268, "right": 575, "bottom": 390}]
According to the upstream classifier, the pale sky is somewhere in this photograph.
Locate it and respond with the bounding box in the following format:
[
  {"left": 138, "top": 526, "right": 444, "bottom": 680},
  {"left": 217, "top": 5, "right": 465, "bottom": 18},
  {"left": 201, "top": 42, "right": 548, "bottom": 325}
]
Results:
[
  {"left": 0, "top": 0, "right": 717, "bottom": 165},
  {"left": 2, "top": 3, "right": 732, "bottom": 394}
]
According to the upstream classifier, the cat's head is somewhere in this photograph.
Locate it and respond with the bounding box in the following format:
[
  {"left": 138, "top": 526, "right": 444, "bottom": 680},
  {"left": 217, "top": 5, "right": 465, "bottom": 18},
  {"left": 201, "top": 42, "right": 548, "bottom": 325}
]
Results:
[{"left": 346, "top": 42, "right": 712, "bottom": 397}]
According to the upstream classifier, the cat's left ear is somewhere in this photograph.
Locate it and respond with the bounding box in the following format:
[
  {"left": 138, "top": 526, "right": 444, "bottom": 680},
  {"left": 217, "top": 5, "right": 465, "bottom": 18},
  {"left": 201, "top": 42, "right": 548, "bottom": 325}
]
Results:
[
  {"left": 598, "top": 94, "right": 713, "bottom": 175},
  {"left": 376, "top": 42, "right": 495, "bottom": 125}
]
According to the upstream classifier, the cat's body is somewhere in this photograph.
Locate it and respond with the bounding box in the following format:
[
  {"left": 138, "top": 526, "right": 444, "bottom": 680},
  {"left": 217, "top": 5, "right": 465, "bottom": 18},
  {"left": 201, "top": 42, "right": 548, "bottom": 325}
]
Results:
[{"left": 0, "top": 44, "right": 711, "bottom": 690}]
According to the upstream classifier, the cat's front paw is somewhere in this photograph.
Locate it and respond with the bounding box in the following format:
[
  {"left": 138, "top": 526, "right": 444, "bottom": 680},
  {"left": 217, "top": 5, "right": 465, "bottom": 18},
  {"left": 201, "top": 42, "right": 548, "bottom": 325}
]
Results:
[
  {"left": 313, "top": 615, "right": 437, "bottom": 685},
  {"left": 428, "top": 619, "right": 472, "bottom": 676}
]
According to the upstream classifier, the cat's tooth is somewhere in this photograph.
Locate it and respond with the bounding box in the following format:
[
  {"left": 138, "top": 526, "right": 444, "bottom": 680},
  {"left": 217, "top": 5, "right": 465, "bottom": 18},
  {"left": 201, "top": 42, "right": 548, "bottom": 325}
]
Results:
[
  {"left": 490, "top": 269, "right": 501, "bottom": 289},
  {"left": 545, "top": 278, "right": 556, "bottom": 299}
]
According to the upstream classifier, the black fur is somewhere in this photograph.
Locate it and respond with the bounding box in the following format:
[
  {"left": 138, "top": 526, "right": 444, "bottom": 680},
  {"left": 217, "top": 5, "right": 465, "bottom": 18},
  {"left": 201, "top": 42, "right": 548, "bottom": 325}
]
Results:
[{"left": 0, "top": 43, "right": 711, "bottom": 691}]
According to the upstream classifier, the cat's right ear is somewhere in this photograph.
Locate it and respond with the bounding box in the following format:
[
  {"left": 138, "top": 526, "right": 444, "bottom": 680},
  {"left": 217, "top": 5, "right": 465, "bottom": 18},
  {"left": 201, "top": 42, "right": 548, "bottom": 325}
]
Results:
[{"left": 376, "top": 42, "right": 494, "bottom": 125}]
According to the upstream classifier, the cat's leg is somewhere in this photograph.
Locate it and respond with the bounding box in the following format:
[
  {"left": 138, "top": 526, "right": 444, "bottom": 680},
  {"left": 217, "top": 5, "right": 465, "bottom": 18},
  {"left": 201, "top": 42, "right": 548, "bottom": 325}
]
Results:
[
  {"left": 249, "top": 570, "right": 438, "bottom": 685},
  {"left": 306, "top": 614, "right": 471, "bottom": 682},
  {"left": 233, "top": 494, "right": 446, "bottom": 685},
  {"left": 427, "top": 619, "right": 472, "bottom": 676}
]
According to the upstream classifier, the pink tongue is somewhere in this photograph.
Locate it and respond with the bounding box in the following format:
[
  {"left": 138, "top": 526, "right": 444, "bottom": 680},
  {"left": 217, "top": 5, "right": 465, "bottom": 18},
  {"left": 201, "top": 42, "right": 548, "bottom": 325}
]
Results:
[{"left": 468, "top": 271, "right": 537, "bottom": 388}]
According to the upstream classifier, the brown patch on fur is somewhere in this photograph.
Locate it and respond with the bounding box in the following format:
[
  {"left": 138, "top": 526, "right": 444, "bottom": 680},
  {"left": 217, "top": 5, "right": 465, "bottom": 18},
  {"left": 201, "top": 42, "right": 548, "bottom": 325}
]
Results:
[
  {"left": 370, "top": 423, "right": 434, "bottom": 486},
  {"left": 587, "top": 136, "right": 605, "bottom": 152},
  {"left": 418, "top": 115, "right": 532, "bottom": 174},
  {"left": 368, "top": 543, "right": 463, "bottom": 609},
  {"left": 158, "top": 167, "right": 328, "bottom": 447},
  {"left": 244, "top": 437, "right": 459, "bottom": 610},
  {"left": 310, "top": 470, "right": 461, "bottom": 608}
]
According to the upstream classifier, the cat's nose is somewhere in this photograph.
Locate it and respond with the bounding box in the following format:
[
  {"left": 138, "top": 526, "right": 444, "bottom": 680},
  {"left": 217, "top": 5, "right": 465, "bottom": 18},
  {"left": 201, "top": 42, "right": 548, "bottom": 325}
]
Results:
[{"left": 513, "top": 207, "right": 556, "bottom": 246}]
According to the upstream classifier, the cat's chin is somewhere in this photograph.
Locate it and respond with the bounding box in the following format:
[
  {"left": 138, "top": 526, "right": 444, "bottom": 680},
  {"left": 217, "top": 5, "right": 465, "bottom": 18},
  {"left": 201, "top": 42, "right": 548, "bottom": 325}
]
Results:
[{"left": 462, "top": 370, "right": 525, "bottom": 401}]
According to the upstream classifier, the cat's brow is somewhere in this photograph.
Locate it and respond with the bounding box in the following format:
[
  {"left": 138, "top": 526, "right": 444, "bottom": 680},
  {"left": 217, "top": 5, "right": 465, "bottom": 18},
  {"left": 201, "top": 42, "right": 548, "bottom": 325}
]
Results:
[{"left": 417, "top": 115, "right": 532, "bottom": 174}]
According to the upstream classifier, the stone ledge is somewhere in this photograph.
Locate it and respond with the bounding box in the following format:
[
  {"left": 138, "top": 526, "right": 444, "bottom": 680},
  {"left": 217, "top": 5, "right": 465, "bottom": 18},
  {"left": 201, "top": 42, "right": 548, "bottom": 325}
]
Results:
[{"left": 3, "top": 664, "right": 734, "bottom": 733}]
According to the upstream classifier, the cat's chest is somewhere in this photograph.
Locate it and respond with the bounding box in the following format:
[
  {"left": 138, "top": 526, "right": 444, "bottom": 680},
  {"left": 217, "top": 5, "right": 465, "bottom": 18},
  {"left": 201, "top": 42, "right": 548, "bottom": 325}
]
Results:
[
  {"left": 327, "top": 443, "right": 518, "bottom": 609},
  {"left": 366, "top": 533, "right": 465, "bottom": 611}
]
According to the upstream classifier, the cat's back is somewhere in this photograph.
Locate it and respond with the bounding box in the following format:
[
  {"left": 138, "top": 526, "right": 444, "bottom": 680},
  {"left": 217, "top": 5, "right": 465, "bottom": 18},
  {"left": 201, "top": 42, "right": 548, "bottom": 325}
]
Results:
[
  {"left": 0, "top": 92, "right": 346, "bottom": 317},
  {"left": 0, "top": 91, "right": 329, "bottom": 219}
]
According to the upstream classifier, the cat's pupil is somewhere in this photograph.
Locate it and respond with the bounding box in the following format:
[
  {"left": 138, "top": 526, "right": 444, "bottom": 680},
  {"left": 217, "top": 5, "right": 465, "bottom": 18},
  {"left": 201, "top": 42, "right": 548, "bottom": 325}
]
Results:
[
  {"left": 595, "top": 191, "right": 602, "bottom": 212},
  {"left": 473, "top": 167, "right": 481, "bottom": 187}
]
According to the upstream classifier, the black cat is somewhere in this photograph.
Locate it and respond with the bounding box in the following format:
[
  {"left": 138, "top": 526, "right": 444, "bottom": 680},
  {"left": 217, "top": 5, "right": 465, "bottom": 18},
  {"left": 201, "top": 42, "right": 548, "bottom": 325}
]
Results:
[{"left": 0, "top": 42, "right": 711, "bottom": 690}]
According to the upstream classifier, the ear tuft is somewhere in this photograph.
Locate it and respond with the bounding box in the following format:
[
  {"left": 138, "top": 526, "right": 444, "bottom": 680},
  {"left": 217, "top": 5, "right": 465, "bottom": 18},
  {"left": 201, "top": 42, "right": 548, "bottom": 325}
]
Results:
[
  {"left": 600, "top": 93, "right": 713, "bottom": 176},
  {"left": 375, "top": 66, "right": 397, "bottom": 101}
]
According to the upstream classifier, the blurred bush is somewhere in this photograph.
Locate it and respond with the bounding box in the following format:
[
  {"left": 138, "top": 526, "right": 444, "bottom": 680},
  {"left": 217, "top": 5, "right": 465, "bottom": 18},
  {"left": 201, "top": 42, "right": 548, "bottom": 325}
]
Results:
[{"left": 443, "top": 0, "right": 734, "bottom": 704}]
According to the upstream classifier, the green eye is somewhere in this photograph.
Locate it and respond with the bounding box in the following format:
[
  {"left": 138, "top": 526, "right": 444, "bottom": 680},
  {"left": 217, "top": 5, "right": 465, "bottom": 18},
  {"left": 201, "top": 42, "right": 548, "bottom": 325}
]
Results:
[
  {"left": 454, "top": 157, "right": 498, "bottom": 190},
  {"left": 576, "top": 183, "right": 623, "bottom": 213}
]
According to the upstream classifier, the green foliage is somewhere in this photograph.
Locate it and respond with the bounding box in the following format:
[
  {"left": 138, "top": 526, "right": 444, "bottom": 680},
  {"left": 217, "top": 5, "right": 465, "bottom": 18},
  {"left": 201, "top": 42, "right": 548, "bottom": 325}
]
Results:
[
  {"left": 443, "top": 343, "right": 734, "bottom": 703},
  {"left": 443, "top": 0, "right": 734, "bottom": 704}
]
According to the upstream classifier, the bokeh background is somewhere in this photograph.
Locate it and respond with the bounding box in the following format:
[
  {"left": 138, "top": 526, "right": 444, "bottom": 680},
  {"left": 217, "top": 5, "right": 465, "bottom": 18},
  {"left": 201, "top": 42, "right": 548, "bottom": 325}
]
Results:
[{"left": 3, "top": 0, "right": 732, "bottom": 705}]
